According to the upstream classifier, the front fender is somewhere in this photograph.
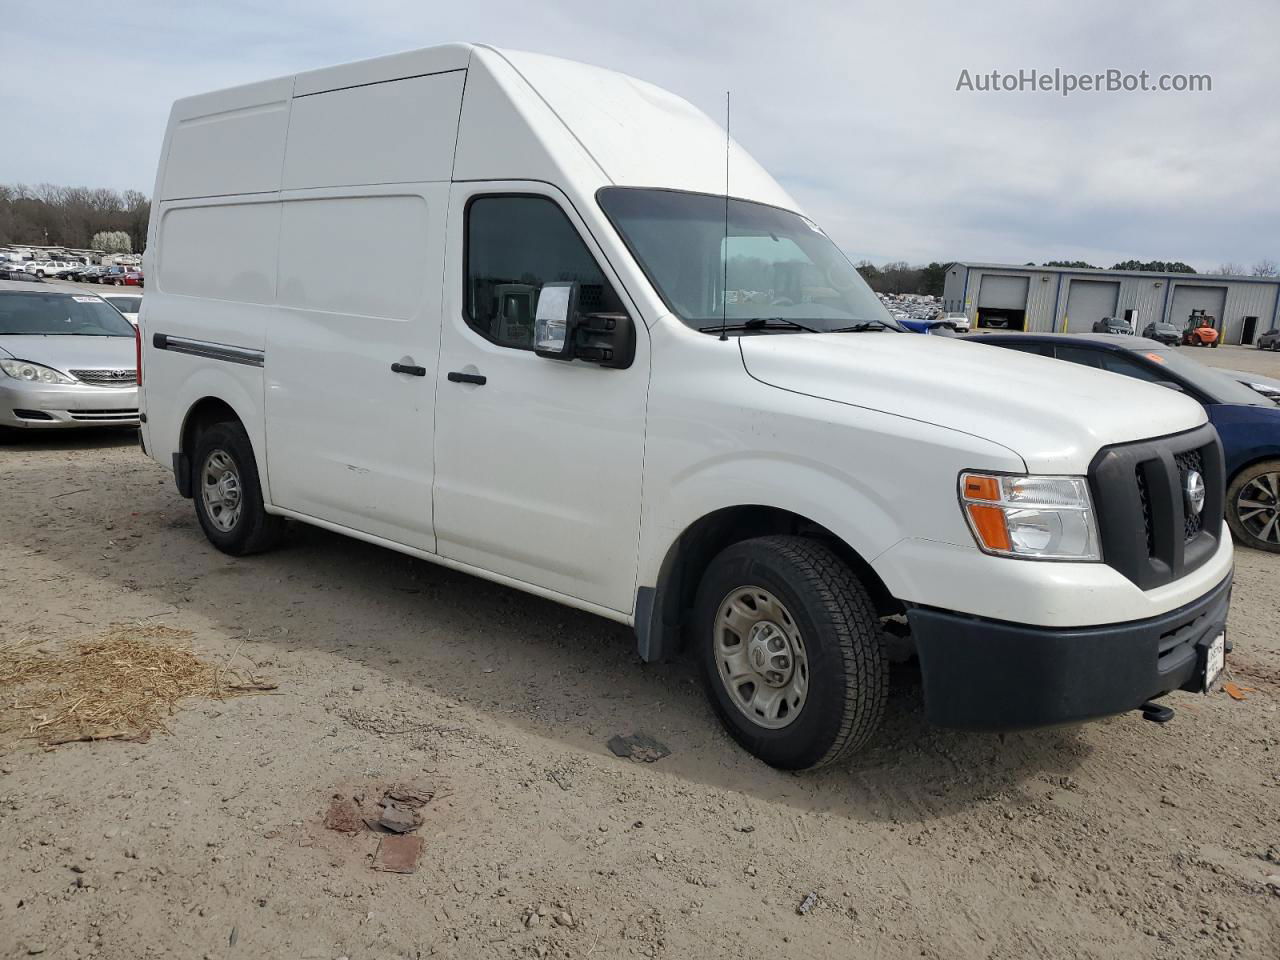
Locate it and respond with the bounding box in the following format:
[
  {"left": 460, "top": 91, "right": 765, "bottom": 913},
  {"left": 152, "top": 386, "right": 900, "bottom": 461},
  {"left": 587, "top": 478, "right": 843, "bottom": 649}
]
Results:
[
  {"left": 637, "top": 412, "right": 1025, "bottom": 606},
  {"left": 1207, "top": 404, "right": 1280, "bottom": 478},
  {"left": 639, "top": 454, "right": 902, "bottom": 592}
]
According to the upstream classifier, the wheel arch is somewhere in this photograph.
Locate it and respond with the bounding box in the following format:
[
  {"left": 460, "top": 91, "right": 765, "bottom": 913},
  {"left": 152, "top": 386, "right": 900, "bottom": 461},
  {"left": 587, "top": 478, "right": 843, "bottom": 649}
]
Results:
[
  {"left": 174, "top": 396, "right": 254, "bottom": 499},
  {"left": 1227, "top": 450, "right": 1280, "bottom": 484},
  {"left": 634, "top": 504, "right": 900, "bottom": 662}
]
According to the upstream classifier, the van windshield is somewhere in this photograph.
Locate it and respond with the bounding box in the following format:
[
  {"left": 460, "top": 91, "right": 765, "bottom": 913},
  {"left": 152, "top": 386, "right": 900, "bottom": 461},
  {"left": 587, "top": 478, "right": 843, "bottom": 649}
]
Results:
[{"left": 597, "top": 188, "right": 897, "bottom": 334}]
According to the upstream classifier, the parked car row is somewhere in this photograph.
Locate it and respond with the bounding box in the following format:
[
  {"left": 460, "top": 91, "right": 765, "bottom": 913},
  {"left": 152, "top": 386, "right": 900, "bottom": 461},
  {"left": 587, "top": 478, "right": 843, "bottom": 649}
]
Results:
[
  {"left": 20, "top": 259, "right": 82, "bottom": 278},
  {"left": 4, "top": 261, "right": 144, "bottom": 286},
  {"left": 71, "top": 265, "right": 145, "bottom": 286}
]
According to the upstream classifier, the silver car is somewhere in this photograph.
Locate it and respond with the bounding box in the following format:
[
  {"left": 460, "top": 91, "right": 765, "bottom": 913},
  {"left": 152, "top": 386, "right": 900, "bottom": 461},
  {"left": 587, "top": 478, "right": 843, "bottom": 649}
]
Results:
[{"left": 0, "top": 281, "right": 139, "bottom": 430}]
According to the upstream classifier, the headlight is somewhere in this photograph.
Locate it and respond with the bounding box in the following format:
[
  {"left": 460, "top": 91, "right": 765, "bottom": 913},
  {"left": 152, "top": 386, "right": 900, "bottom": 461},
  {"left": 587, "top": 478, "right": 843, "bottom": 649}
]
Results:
[
  {"left": 959, "top": 472, "right": 1100, "bottom": 561},
  {"left": 0, "top": 359, "right": 77, "bottom": 384}
]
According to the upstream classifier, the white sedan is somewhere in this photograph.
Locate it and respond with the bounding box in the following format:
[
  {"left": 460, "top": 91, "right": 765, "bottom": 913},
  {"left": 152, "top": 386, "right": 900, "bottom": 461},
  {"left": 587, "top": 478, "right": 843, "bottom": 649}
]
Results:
[{"left": 101, "top": 292, "right": 143, "bottom": 325}]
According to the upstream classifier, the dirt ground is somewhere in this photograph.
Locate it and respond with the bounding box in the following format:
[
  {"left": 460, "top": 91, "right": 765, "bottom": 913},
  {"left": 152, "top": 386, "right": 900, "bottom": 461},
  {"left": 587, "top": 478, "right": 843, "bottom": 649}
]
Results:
[{"left": 1, "top": 346, "right": 1279, "bottom": 959}]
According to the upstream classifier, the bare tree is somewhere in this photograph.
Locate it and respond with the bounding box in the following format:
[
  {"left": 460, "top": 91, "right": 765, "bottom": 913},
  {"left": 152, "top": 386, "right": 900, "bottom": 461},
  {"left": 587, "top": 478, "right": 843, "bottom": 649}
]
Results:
[
  {"left": 1212, "top": 263, "right": 1246, "bottom": 276},
  {"left": 1251, "top": 259, "right": 1279, "bottom": 277},
  {"left": 0, "top": 183, "right": 150, "bottom": 251}
]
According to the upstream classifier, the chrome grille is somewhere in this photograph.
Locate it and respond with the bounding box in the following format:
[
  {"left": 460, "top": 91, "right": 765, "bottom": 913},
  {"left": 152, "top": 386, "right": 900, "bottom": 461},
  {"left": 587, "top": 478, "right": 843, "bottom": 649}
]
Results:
[{"left": 69, "top": 368, "right": 136, "bottom": 387}]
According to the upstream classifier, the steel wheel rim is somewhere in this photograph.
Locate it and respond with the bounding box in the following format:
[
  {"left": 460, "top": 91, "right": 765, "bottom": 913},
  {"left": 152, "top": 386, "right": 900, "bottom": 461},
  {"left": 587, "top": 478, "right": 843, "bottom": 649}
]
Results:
[
  {"left": 1236, "top": 471, "right": 1280, "bottom": 544},
  {"left": 200, "top": 449, "right": 243, "bottom": 533},
  {"left": 714, "top": 586, "right": 809, "bottom": 730}
]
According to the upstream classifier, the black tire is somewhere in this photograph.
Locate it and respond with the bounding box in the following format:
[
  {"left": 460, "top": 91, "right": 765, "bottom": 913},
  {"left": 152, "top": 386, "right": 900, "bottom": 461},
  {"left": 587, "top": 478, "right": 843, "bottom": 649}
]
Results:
[
  {"left": 1226, "top": 460, "right": 1280, "bottom": 553},
  {"left": 190, "top": 420, "right": 284, "bottom": 556},
  {"left": 694, "top": 535, "right": 887, "bottom": 770}
]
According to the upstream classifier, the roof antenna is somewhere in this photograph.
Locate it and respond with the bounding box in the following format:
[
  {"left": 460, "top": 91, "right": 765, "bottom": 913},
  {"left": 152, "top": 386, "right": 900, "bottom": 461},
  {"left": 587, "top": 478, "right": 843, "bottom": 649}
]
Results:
[{"left": 719, "top": 90, "right": 730, "bottom": 342}]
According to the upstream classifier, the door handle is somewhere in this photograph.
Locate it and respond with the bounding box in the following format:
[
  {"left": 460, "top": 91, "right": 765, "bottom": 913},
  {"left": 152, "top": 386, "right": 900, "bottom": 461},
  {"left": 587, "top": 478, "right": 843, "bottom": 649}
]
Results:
[
  {"left": 447, "top": 371, "right": 487, "bottom": 385},
  {"left": 391, "top": 362, "right": 427, "bottom": 377}
]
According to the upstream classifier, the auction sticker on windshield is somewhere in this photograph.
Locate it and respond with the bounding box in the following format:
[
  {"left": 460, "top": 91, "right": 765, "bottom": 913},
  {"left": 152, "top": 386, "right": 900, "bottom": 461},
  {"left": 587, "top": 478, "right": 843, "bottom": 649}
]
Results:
[{"left": 72, "top": 296, "right": 104, "bottom": 303}]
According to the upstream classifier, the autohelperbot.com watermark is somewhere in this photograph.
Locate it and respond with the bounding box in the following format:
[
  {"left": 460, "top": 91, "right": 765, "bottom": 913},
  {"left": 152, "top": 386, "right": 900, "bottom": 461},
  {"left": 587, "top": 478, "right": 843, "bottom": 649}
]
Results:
[{"left": 955, "top": 68, "right": 1211, "bottom": 97}]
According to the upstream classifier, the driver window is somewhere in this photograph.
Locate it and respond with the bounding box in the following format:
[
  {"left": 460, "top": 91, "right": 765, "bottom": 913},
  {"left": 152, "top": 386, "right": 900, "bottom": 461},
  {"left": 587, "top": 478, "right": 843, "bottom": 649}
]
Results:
[{"left": 465, "top": 195, "right": 625, "bottom": 351}]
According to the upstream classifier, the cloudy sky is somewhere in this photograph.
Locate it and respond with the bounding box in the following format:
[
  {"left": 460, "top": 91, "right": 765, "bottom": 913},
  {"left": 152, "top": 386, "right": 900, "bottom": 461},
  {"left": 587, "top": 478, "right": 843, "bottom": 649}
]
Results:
[{"left": 4, "top": 0, "right": 1277, "bottom": 269}]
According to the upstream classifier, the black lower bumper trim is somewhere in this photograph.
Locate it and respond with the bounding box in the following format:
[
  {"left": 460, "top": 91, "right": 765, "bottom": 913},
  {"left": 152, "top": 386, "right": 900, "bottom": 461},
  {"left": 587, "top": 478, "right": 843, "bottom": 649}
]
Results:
[{"left": 907, "top": 572, "right": 1232, "bottom": 730}]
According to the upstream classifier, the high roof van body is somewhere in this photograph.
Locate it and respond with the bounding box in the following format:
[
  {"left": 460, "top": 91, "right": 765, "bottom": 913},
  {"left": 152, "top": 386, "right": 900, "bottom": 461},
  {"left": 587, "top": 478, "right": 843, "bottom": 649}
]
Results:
[{"left": 139, "top": 45, "right": 1232, "bottom": 769}]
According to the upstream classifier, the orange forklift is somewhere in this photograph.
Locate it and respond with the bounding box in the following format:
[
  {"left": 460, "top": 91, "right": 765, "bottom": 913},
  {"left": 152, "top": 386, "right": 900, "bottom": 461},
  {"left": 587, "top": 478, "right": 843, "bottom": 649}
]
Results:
[{"left": 1182, "top": 309, "right": 1220, "bottom": 347}]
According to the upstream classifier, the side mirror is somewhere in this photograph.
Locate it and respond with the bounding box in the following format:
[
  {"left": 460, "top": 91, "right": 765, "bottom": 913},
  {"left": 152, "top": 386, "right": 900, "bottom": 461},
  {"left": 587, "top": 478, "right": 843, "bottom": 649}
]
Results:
[{"left": 534, "top": 281, "right": 636, "bottom": 369}]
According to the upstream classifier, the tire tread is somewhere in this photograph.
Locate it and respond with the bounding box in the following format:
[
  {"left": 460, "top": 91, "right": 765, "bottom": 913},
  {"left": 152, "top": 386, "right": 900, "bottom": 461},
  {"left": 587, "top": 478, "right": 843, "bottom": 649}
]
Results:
[
  {"left": 192, "top": 421, "right": 284, "bottom": 556},
  {"left": 758, "top": 536, "right": 887, "bottom": 766},
  {"left": 1225, "top": 459, "right": 1280, "bottom": 554},
  {"left": 698, "top": 535, "right": 887, "bottom": 769}
]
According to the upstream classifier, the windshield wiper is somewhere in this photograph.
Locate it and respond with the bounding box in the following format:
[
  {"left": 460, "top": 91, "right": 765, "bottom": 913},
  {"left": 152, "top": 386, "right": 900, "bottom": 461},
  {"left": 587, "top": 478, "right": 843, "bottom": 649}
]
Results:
[
  {"left": 698, "top": 317, "right": 821, "bottom": 335},
  {"left": 827, "top": 320, "right": 898, "bottom": 333}
]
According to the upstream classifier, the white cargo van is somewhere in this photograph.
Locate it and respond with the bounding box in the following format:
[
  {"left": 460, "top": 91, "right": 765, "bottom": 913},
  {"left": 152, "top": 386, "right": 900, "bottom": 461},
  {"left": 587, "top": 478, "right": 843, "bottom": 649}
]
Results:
[{"left": 139, "top": 44, "right": 1232, "bottom": 769}]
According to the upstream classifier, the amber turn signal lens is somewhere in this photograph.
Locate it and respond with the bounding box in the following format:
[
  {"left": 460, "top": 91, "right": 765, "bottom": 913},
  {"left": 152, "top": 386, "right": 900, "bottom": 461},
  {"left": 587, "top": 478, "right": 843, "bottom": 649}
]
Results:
[
  {"left": 962, "top": 474, "right": 1000, "bottom": 502},
  {"left": 965, "top": 503, "right": 1012, "bottom": 551}
]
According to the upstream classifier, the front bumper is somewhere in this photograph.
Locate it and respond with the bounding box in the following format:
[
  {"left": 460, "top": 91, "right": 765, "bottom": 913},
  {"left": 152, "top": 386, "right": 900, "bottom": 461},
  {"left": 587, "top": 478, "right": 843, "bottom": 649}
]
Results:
[
  {"left": 1, "top": 380, "right": 139, "bottom": 428},
  {"left": 908, "top": 571, "right": 1232, "bottom": 730}
]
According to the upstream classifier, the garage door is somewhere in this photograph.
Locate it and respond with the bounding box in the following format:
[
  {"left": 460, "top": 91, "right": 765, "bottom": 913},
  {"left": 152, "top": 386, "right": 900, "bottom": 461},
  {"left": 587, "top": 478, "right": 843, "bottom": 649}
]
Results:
[
  {"left": 1168, "top": 284, "right": 1227, "bottom": 330},
  {"left": 977, "top": 275, "right": 1029, "bottom": 310},
  {"left": 1064, "top": 279, "right": 1120, "bottom": 333}
]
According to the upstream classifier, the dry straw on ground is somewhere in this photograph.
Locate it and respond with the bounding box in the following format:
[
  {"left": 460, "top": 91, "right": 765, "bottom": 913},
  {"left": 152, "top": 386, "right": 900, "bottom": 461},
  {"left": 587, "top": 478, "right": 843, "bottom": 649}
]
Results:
[{"left": 0, "top": 623, "right": 275, "bottom": 748}]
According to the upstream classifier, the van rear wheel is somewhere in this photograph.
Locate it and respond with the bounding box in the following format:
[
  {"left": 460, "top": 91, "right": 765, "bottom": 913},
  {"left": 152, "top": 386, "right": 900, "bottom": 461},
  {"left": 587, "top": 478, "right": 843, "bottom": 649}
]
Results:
[
  {"left": 695, "top": 536, "right": 887, "bottom": 770},
  {"left": 191, "top": 421, "right": 284, "bottom": 555}
]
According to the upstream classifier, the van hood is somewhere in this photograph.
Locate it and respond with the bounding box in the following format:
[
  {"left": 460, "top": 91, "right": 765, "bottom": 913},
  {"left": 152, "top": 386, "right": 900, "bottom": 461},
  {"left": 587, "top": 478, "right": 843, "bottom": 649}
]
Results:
[
  {"left": 738, "top": 332, "right": 1208, "bottom": 473},
  {"left": 0, "top": 335, "right": 136, "bottom": 372}
]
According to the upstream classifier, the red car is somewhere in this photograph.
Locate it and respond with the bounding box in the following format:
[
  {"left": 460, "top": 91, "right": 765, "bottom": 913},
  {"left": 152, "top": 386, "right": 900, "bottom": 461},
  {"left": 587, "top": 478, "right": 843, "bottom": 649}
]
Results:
[{"left": 103, "top": 267, "right": 143, "bottom": 287}]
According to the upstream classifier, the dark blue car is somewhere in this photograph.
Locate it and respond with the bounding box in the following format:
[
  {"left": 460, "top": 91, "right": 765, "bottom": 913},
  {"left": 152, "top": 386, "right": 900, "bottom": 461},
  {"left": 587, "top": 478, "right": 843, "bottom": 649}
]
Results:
[{"left": 966, "top": 332, "right": 1280, "bottom": 552}]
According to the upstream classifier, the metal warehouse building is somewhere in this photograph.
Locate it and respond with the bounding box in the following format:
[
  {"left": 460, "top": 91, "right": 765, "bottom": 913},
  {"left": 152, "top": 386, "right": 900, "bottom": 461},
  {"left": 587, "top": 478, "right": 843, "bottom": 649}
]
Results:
[{"left": 942, "top": 263, "right": 1280, "bottom": 345}]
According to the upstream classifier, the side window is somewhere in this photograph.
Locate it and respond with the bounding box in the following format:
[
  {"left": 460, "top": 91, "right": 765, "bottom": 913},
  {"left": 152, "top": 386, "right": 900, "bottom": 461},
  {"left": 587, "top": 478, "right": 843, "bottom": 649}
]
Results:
[
  {"left": 465, "top": 195, "right": 625, "bottom": 351},
  {"left": 1054, "top": 345, "right": 1105, "bottom": 369},
  {"left": 1097, "top": 353, "right": 1164, "bottom": 383},
  {"left": 998, "top": 342, "right": 1052, "bottom": 357}
]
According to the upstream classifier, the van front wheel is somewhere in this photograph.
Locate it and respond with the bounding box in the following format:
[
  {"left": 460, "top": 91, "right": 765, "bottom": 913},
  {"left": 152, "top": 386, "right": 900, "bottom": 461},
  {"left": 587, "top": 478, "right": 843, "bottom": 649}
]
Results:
[
  {"left": 191, "top": 421, "right": 284, "bottom": 555},
  {"left": 695, "top": 536, "right": 887, "bottom": 770}
]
